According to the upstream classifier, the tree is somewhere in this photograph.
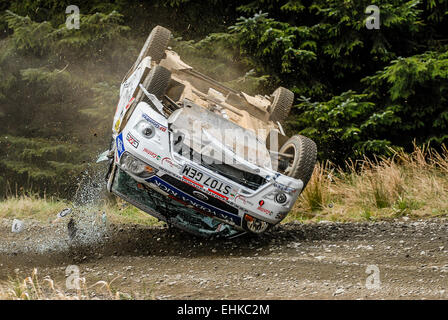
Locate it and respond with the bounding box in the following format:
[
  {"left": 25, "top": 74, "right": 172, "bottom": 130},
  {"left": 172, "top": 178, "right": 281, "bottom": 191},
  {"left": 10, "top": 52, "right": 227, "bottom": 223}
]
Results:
[{"left": 0, "top": 10, "right": 130, "bottom": 197}]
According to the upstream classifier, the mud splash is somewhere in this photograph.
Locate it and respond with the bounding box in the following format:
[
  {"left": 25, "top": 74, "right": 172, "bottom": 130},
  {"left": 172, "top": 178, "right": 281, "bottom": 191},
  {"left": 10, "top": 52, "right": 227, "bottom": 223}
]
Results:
[{"left": 0, "top": 165, "right": 110, "bottom": 258}]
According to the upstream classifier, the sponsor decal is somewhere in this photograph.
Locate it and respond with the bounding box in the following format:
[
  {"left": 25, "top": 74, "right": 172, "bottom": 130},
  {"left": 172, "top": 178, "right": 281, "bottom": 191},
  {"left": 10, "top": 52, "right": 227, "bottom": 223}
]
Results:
[
  {"left": 143, "top": 148, "right": 161, "bottom": 161},
  {"left": 126, "top": 132, "right": 139, "bottom": 148},
  {"left": 256, "top": 200, "right": 272, "bottom": 215},
  {"left": 142, "top": 113, "right": 167, "bottom": 132},
  {"left": 158, "top": 165, "right": 178, "bottom": 175},
  {"left": 235, "top": 195, "right": 254, "bottom": 206},
  {"left": 162, "top": 157, "right": 180, "bottom": 169},
  {"left": 207, "top": 188, "right": 228, "bottom": 201},
  {"left": 123, "top": 80, "right": 131, "bottom": 89},
  {"left": 182, "top": 176, "right": 203, "bottom": 188},
  {"left": 146, "top": 175, "right": 241, "bottom": 225},
  {"left": 235, "top": 195, "right": 247, "bottom": 204},
  {"left": 193, "top": 190, "right": 209, "bottom": 201},
  {"left": 125, "top": 97, "right": 135, "bottom": 110},
  {"left": 116, "top": 133, "right": 125, "bottom": 158},
  {"left": 114, "top": 119, "right": 121, "bottom": 132},
  {"left": 273, "top": 182, "right": 297, "bottom": 193},
  {"left": 257, "top": 206, "right": 272, "bottom": 215}
]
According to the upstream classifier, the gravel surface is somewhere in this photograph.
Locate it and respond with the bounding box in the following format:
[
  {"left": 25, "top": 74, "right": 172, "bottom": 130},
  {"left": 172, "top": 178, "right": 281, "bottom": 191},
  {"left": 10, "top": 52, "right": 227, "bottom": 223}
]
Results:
[{"left": 1, "top": 215, "right": 447, "bottom": 299}]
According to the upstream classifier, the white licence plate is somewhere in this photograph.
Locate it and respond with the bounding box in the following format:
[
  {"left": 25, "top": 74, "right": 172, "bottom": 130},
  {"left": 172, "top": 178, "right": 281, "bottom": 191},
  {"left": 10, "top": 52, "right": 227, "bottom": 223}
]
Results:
[{"left": 181, "top": 165, "right": 233, "bottom": 200}]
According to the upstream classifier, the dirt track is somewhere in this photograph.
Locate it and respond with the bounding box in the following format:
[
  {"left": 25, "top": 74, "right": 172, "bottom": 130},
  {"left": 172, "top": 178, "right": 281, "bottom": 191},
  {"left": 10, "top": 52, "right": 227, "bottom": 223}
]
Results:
[{"left": 0, "top": 215, "right": 447, "bottom": 299}]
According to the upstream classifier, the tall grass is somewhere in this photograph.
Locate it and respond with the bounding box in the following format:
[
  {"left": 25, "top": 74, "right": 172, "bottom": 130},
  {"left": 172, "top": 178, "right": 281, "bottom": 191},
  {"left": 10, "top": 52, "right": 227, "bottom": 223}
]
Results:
[
  {"left": 301, "top": 161, "right": 334, "bottom": 212},
  {"left": 289, "top": 144, "right": 448, "bottom": 222},
  {"left": 0, "top": 194, "right": 163, "bottom": 226},
  {"left": 1, "top": 145, "right": 447, "bottom": 224},
  {"left": 0, "top": 268, "right": 135, "bottom": 300}
]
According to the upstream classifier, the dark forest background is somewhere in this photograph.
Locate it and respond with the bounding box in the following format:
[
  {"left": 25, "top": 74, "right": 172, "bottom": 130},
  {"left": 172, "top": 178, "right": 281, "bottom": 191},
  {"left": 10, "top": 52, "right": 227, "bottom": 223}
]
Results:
[{"left": 0, "top": 0, "right": 447, "bottom": 198}]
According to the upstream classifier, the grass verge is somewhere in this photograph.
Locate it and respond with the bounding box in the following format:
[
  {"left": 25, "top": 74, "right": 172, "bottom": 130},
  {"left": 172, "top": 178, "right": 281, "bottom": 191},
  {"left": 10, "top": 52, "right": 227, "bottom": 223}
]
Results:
[
  {"left": 286, "top": 144, "right": 448, "bottom": 223},
  {"left": 0, "top": 195, "right": 163, "bottom": 227},
  {"left": 0, "top": 268, "right": 150, "bottom": 300},
  {"left": 0, "top": 145, "right": 447, "bottom": 226}
]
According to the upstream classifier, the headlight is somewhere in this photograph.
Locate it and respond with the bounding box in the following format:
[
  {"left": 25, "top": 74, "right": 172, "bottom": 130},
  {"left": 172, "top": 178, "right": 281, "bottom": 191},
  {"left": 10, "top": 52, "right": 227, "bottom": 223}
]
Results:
[
  {"left": 275, "top": 192, "right": 288, "bottom": 204},
  {"left": 135, "top": 121, "right": 155, "bottom": 139},
  {"left": 265, "top": 191, "right": 290, "bottom": 205},
  {"left": 120, "top": 152, "right": 156, "bottom": 178}
]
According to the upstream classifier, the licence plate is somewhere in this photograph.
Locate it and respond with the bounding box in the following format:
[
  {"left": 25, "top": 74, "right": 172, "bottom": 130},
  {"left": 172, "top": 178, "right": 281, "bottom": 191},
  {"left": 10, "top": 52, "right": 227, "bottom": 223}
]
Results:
[{"left": 181, "top": 165, "right": 233, "bottom": 200}]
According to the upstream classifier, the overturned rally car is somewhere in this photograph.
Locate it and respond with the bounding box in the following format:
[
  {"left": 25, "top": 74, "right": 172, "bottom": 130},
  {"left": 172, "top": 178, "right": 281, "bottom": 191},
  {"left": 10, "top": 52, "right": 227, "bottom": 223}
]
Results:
[{"left": 102, "top": 26, "right": 317, "bottom": 237}]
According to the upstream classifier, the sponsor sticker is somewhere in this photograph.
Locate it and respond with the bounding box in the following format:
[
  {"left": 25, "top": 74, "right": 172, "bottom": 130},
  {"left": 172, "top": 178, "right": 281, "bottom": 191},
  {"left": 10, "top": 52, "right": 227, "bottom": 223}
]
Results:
[
  {"left": 146, "top": 175, "right": 241, "bottom": 225},
  {"left": 273, "top": 182, "right": 297, "bottom": 193},
  {"left": 116, "top": 133, "right": 125, "bottom": 158},
  {"left": 142, "top": 113, "right": 167, "bottom": 132},
  {"left": 256, "top": 200, "right": 272, "bottom": 215},
  {"left": 114, "top": 119, "right": 121, "bottom": 132},
  {"left": 162, "top": 157, "right": 180, "bottom": 169},
  {"left": 193, "top": 190, "right": 209, "bottom": 201},
  {"left": 180, "top": 165, "right": 236, "bottom": 202},
  {"left": 143, "top": 148, "right": 161, "bottom": 160},
  {"left": 125, "top": 97, "right": 135, "bottom": 110},
  {"left": 257, "top": 206, "right": 272, "bottom": 215},
  {"left": 126, "top": 132, "right": 139, "bottom": 148},
  {"left": 235, "top": 195, "right": 248, "bottom": 204}
]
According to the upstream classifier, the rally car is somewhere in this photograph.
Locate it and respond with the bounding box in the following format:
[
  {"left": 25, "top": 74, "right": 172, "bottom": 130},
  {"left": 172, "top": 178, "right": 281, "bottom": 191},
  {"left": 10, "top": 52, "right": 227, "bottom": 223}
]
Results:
[{"left": 101, "top": 26, "right": 317, "bottom": 237}]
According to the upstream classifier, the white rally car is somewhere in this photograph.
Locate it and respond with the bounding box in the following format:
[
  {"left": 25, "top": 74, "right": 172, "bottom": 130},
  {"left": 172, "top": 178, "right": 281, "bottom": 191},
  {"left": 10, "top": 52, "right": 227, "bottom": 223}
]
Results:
[{"left": 102, "top": 26, "right": 317, "bottom": 237}]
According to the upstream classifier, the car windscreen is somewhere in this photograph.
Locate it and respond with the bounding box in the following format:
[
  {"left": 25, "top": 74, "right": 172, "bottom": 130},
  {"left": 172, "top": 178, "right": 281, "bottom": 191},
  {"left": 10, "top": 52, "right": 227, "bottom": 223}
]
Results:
[{"left": 169, "top": 102, "right": 272, "bottom": 170}]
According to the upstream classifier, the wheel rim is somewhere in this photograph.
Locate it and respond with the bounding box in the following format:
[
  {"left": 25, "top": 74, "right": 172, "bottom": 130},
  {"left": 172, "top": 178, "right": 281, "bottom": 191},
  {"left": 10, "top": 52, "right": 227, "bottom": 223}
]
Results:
[
  {"left": 246, "top": 219, "right": 269, "bottom": 233},
  {"left": 280, "top": 143, "right": 298, "bottom": 177}
]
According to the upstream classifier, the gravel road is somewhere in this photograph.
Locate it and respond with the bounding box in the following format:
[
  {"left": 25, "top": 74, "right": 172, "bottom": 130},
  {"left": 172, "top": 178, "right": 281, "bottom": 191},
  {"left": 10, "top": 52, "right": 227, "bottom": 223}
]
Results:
[{"left": 0, "top": 215, "right": 447, "bottom": 299}]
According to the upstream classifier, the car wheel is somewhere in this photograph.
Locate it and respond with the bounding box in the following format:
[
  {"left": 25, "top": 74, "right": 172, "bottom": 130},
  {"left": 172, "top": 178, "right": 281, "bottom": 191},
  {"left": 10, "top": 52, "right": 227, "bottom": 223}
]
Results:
[
  {"left": 268, "top": 87, "right": 294, "bottom": 122},
  {"left": 142, "top": 65, "right": 172, "bottom": 100},
  {"left": 131, "top": 25, "right": 172, "bottom": 73},
  {"left": 279, "top": 135, "right": 317, "bottom": 189},
  {"left": 242, "top": 216, "right": 271, "bottom": 234}
]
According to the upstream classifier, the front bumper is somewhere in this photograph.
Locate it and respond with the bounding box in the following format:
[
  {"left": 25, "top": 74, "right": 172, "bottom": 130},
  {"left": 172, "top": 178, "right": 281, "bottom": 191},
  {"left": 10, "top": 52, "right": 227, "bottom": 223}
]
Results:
[{"left": 111, "top": 167, "right": 242, "bottom": 237}]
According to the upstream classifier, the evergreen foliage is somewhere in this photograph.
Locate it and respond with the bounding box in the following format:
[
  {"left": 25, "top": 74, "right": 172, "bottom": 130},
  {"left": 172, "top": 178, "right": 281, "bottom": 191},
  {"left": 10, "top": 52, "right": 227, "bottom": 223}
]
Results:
[
  {"left": 0, "top": 8, "right": 130, "bottom": 197},
  {"left": 0, "top": 0, "right": 447, "bottom": 196}
]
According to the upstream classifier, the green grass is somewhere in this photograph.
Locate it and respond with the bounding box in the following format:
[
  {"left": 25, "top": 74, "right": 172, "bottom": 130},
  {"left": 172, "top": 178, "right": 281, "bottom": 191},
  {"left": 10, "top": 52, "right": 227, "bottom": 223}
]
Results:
[
  {"left": 0, "top": 268, "right": 146, "bottom": 300},
  {"left": 1, "top": 145, "right": 447, "bottom": 226},
  {"left": 287, "top": 145, "right": 448, "bottom": 223},
  {"left": 0, "top": 195, "right": 163, "bottom": 227}
]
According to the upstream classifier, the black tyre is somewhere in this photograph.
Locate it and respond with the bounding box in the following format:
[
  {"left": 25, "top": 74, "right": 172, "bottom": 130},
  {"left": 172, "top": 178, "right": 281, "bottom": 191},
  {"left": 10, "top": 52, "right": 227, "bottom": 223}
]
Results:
[
  {"left": 279, "top": 135, "right": 317, "bottom": 188},
  {"left": 269, "top": 87, "right": 294, "bottom": 122},
  {"left": 142, "top": 65, "right": 172, "bottom": 100},
  {"left": 132, "top": 25, "right": 172, "bottom": 73}
]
